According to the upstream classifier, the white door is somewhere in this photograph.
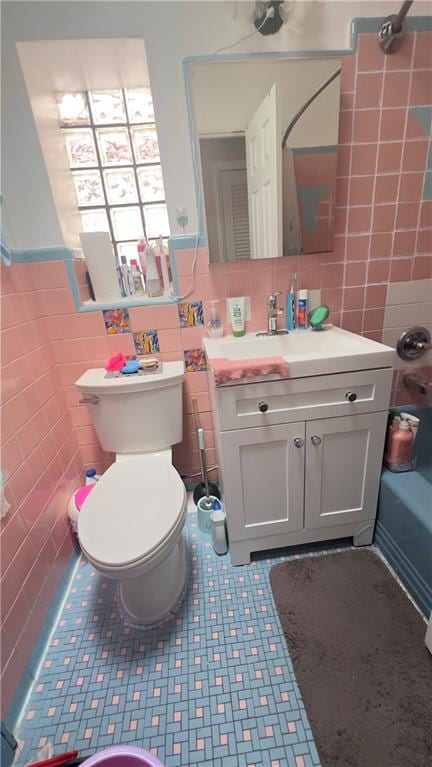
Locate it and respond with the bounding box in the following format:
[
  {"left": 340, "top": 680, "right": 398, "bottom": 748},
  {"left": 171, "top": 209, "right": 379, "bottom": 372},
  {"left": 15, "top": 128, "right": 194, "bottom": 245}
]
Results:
[
  {"left": 221, "top": 421, "right": 305, "bottom": 542},
  {"left": 304, "top": 412, "right": 387, "bottom": 529},
  {"left": 245, "top": 84, "right": 282, "bottom": 260},
  {"left": 219, "top": 166, "right": 250, "bottom": 261}
]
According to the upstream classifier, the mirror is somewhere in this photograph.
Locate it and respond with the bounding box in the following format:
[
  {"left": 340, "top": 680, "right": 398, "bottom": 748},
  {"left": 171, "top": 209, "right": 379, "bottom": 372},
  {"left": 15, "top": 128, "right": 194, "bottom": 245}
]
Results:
[{"left": 190, "top": 57, "right": 341, "bottom": 263}]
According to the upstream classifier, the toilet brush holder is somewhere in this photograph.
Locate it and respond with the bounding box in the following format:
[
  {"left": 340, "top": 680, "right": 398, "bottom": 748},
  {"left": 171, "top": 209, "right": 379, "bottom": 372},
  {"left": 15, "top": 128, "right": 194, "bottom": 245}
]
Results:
[{"left": 197, "top": 495, "right": 218, "bottom": 533}]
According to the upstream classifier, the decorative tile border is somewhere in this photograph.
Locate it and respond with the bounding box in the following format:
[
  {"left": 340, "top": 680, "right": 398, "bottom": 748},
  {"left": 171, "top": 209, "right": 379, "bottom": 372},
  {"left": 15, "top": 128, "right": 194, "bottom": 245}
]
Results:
[
  {"left": 133, "top": 330, "right": 160, "bottom": 355},
  {"left": 184, "top": 349, "right": 207, "bottom": 372},
  {"left": 103, "top": 308, "right": 132, "bottom": 334},
  {"left": 178, "top": 301, "right": 204, "bottom": 327}
]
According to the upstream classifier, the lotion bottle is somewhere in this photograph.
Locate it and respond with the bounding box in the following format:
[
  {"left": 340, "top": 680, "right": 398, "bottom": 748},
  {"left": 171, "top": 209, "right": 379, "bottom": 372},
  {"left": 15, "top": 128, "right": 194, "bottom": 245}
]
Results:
[
  {"left": 227, "top": 297, "right": 246, "bottom": 337},
  {"left": 387, "top": 419, "right": 414, "bottom": 465}
]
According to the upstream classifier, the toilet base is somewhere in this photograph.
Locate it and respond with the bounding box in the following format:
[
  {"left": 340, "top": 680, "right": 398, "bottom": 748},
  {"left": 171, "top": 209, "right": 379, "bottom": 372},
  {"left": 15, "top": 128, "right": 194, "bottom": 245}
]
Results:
[{"left": 118, "top": 533, "right": 189, "bottom": 629}]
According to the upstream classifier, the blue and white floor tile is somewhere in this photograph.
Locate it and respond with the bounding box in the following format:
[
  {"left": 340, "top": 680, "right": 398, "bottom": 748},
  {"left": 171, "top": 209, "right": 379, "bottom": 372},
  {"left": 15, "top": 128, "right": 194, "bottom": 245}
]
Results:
[{"left": 15, "top": 500, "right": 352, "bottom": 767}]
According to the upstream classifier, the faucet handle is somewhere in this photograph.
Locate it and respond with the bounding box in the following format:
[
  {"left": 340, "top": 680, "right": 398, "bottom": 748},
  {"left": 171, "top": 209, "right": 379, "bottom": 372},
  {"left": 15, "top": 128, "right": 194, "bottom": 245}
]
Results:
[{"left": 267, "top": 292, "right": 281, "bottom": 308}]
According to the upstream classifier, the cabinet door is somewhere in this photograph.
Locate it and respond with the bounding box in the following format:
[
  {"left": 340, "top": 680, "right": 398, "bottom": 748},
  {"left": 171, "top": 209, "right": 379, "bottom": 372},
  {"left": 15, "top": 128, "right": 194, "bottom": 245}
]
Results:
[
  {"left": 304, "top": 412, "right": 387, "bottom": 529},
  {"left": 221, "top": 421, "right": 305, "bottom": 541}
]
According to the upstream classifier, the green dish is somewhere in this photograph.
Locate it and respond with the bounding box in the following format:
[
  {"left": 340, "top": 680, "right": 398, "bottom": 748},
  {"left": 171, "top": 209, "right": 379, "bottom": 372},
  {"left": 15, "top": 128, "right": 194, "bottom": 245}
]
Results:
[{"left": 308, "top": 304, "right": 330, "bottom": 331}]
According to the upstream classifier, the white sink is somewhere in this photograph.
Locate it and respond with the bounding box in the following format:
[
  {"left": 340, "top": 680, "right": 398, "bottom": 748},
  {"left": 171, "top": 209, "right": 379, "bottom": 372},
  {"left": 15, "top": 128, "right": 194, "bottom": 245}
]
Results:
[{"left": 203, "top": 325, "right": 395, "bottom": 379}]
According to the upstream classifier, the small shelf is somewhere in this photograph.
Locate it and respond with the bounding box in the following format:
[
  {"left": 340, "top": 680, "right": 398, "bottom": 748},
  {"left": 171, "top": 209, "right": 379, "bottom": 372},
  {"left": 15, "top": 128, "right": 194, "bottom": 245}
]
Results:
[{"left": 79, "top": 292, "right": 180, "bottom": 312}]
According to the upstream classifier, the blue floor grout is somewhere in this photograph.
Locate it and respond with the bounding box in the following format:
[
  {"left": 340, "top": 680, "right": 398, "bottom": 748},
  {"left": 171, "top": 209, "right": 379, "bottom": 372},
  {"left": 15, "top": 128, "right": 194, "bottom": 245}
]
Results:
[{"left": 15, "top": 500, "right": 353, "bottom": 767}]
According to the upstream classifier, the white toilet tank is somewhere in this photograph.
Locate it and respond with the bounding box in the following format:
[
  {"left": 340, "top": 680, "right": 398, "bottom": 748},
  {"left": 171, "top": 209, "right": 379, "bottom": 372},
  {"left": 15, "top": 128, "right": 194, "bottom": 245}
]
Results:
[{"left": 75, "top": 361, "right": 184, "bottom": 454}]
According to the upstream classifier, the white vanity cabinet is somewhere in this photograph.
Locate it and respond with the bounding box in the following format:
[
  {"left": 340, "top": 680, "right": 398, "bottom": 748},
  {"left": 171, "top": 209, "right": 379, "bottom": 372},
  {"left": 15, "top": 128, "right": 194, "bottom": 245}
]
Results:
[{"left": 209, "top": 368, "right": 393, "bottom": 565}]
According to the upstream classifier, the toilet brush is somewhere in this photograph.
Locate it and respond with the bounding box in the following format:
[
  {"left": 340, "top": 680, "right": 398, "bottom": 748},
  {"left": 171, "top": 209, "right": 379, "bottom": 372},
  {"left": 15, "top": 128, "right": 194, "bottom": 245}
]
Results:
[
  {"left": 198, "top": 429, "right": 213, "bottom": 510},
  {"left": 192, "top": 399, "right": 221, "bottom": 505}
]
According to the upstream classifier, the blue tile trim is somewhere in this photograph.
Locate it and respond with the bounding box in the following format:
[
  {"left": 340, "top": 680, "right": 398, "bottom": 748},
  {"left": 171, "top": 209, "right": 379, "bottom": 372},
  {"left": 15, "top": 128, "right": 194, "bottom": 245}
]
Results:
[
  {"left": 423, "top": 171, "right": 432, "bottom": 201},
  {"left": 1, "top": 723, "right": 17, "bottom": 767},
  {"left": 292, "top": 145, "right": 337, "bottom": 156},
  {"left": 169, "top": 234, "right": 208, "bottom": 251},
  {"left": 409, "top": 106, "right": 432, "bottom": 138},
  {"left": 64, "top": 256, "right": 83, "bottom": 312},
  {"left": 11, "top": 246, "right": 72, "bottom": 263},
  {"left": 375, "top": 520, "right": 431, "bottom": 617},
  {"left": 352, "top": 15, "right": 432, "bottom": 36},
  {"left": 4, "top": 545, "right": 81, "bottom": 734}
]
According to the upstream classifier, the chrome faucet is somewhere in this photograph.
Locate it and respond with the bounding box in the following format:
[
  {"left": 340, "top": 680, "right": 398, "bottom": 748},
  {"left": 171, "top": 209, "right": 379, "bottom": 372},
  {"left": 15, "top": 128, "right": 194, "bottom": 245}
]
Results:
[{"left": 257, "top": 292, "right": 288, "bottom": 337}]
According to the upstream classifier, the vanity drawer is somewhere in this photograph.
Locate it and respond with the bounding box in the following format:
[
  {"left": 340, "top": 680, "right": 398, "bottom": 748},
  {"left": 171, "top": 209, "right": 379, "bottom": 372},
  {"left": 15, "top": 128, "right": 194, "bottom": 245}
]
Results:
[{"left": 217, "top": 368, "right": 393, "bottom": 431}]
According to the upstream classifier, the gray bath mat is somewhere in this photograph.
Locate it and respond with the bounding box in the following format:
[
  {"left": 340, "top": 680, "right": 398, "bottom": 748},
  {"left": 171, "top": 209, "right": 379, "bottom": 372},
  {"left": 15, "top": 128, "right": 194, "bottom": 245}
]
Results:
[{"left": 270, "top": 549, "right": 432, "bottom": 767}]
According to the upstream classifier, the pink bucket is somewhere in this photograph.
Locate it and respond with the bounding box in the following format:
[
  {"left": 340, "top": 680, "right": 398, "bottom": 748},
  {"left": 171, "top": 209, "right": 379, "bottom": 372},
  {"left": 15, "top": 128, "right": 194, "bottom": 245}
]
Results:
[{"left": 82, "top": 746, "right": 165, "bottom": 767}]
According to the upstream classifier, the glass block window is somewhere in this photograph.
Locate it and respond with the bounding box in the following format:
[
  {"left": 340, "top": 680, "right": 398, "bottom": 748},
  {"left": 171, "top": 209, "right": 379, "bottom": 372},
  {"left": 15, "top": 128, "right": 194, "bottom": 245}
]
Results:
[{"left": 56, "top": 88, "right": 169, "bottom": 264}]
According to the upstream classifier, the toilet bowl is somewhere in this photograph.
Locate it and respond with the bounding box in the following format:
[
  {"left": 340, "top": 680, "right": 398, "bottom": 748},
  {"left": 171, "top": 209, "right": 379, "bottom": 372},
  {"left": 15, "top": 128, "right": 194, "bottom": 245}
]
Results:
[
  {"left": 78, "top": 452, "right": 188, "bottom": 627},
  {"left": 75, "top": 361, "right": 187, "bottom": 625}
]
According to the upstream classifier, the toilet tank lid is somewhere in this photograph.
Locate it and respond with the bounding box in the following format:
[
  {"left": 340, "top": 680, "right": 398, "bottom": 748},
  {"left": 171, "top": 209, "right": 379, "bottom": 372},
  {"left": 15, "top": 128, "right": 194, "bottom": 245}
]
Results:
[
  {"left": 75, "top": 360, "right": 184, "bottom": 394},
  {"left": 77, "top": 454, "right": 186, "bottom": 567}
]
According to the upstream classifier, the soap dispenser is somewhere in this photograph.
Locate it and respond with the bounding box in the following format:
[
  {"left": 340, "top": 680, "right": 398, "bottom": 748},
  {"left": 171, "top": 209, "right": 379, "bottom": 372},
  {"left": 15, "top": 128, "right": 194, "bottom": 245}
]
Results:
[{"left": 207, "top": 300, "right": 224, "bottom": 339}]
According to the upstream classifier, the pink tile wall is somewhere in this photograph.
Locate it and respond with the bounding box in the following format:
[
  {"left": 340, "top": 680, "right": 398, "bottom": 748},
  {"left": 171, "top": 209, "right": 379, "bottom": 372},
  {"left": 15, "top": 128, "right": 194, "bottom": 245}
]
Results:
[
  {"left": 0, "top": 262, "right": 82, "bottom": 716},
  {"left": 0, "top": 30, "right": 431, "bottom": 714},
  {"left": 391, "top": 365, "right": 432, "bottom": 406}
]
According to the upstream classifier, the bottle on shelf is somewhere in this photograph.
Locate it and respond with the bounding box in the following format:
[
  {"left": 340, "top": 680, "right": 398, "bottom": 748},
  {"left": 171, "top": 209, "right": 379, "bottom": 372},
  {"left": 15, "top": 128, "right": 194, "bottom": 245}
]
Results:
[
  {"left": 143, "top": 240, "right": 163, "bottom": 297},
  {"left": 130, "top": 259, "right": 145, "bottom": 296}
]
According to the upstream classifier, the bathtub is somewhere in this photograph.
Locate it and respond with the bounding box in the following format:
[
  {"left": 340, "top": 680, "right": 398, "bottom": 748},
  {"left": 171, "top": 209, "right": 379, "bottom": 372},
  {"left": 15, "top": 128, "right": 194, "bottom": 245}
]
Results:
[{"left": 375, "top": 405, "right": 432, "bottom": 617}]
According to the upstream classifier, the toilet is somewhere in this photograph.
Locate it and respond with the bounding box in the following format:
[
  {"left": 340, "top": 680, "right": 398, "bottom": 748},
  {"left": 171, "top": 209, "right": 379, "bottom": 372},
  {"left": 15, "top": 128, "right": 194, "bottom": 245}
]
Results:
[{"left": 75, "top": 362, "right": 187, "bottom": 627}]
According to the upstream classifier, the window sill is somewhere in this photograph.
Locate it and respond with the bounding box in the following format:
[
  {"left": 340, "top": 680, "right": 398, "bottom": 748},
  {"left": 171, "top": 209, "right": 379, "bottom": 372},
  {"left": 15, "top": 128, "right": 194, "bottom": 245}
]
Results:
[{"left": 78, "top": 292, "right": 179, "bottom": 312}]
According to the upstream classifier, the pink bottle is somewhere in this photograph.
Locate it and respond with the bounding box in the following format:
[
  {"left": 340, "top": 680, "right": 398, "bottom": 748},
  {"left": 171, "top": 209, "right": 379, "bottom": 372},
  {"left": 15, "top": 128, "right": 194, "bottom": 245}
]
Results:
[{"left": 387, "top": 419, "right": 414, "bottom": 465}]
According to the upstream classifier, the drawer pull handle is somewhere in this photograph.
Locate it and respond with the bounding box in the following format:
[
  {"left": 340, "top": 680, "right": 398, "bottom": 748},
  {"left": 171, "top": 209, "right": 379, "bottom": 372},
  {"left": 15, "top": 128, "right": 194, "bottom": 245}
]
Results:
[
  {"left": 311, "top": 436, "right": 322, "bottom": 445},
  {"left": 258, "top": 401, "right": 269, "bottom": 413},
  {"left": 293, "top": 438, "right": 304, "bottom": 448},
  {"left": 345, "top": 391, "right": 358, "bottom": 402},
  {"left": 79, "top": 395, "right": 100, "bottom": 405}
]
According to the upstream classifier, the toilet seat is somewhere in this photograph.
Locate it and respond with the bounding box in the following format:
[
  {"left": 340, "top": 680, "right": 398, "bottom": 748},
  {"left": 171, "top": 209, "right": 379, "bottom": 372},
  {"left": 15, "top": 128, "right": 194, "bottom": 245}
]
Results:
[{"left": 78, "top": 454, "right": 186, "bottom": 571}]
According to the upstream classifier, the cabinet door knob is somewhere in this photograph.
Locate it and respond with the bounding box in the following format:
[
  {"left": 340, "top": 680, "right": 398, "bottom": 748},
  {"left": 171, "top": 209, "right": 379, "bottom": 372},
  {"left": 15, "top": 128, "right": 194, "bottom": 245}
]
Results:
[
  {"left": 345, "top": 391, "right": 358, "bottom": 402},
  {"left": 293, "top": 437, "right": 304, "bottom": 448},
  {"left": 258, "top": 401, "right": 269, "bottom": 412},
  {"left": 311, "top": 435, "right": 322, "bottom": 445}
]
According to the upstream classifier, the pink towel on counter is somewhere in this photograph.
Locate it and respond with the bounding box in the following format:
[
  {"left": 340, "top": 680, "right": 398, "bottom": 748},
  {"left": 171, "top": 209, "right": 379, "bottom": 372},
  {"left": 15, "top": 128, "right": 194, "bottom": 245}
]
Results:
[{"left": 211, "top": 356, "right": 289, "bottom": 385}]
